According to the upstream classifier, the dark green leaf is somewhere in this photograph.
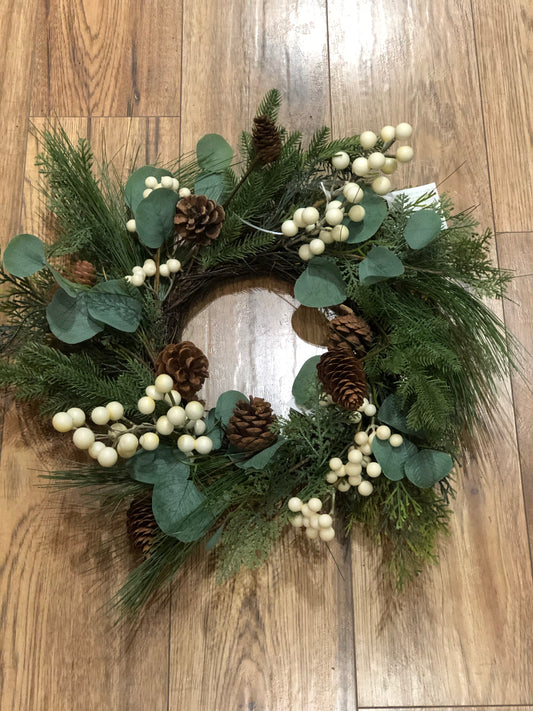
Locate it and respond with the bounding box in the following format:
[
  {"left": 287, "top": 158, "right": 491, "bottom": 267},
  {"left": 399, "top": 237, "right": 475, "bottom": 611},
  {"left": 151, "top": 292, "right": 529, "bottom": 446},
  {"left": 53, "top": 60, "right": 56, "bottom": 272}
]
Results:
[
  {"left": 292, "top": 355, "right": 321, "bottom": 407},
  {"left": 86, "top": 279, "right": 142, "bottom": 332},
  {"left": 205, "top": 524, "right": 224, "bottom": 551},
  {"left": 404, "top": 209, "right": 442, "bottom": 249},
  {"left": 3, "top": 234, "right": 47, "bottom": 277},
  {"left": 135, "top": 188, "right": 178, "bottom": 248},
  {"left": 359, "top": 246, "right": 404, "bottom": 285},
  {"left": 404, "top": 449, "right": 454, "bottom": 488},
  {"left": 205, "top": 408, "right": 224, "bottom": 449},
  {"left": 346, "top": 191, "right": 388, "bottom": 244},
  {"left": 151, "top": 465, "right": 203, "bottom": 533},
  {"left": 124, "top": 166, "right": 173, "bottom": 212},
  {"left": 48, "top": 265, "right": 87, "bottom": 298},
  {"left": 294, "top": 257, "right": 347, "bottom": 307},
  {"left": 236, "top": 438, "right": 286, "bottom": 470},
  {"left": 127, "top": 446, "right": 190, "bottom": 484},
  {"left": 46, "top": 290, "right": 104, "bottom": 344},
  {"left": 194, "top": 172, "right": 228, "bottom": 202},
  {"left": 215, "top": 390, "right": 247, "bottom": 426},
  {"left": 371, "top": 437, "right": 418, "bottom": 481},
  {"left": 196, "top": 133, "right": 233, "bottom": 173},
  {"left": 378, "top": 395, "right": 421, "bottom": 436}
]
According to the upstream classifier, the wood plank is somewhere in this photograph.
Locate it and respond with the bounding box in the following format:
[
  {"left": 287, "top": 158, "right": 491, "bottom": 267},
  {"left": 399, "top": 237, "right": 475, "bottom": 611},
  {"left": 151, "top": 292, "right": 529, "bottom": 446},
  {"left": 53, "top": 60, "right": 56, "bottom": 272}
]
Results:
[
  {"left": 0, "top": 0, "right": 38, "bottom": 245},
  {"left": 497, "top": 233, "right": 533, "bottom": 278},
  {"left": 170, "top": 2, "right": 356, "bottom": 709},
  {"left": 472, "top": 0, "right": 533, "bottom": 232},
  {"left": 30, "top": 0, "right": 182, "bottom": 117},
  {"left": 362, "top": 707, "right": 529, "bottom": 711},
  {"left": 0, "top": 118, "right": 175, "bottom": 711},
  {"left": 328, "top": 0, "right": 533, "bottom": 706}
]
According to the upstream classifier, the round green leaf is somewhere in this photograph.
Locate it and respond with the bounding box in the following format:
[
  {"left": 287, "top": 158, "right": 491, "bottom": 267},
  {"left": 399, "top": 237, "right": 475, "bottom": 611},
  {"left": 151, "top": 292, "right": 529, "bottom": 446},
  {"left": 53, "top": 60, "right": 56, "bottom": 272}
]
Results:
[
  {"left": 378, "top": 394, "right": 421, "bottom": 436},
  {"left": 127, "top": 445, "right": 190, "bottom": 484},
  {"left": 124, "top": 166, "right": 173, "bottom": 212},
  {"left": 294, "top": 257, "right": 347, "bottom": 308},
  {"left": 196, "top": 133, "right": 233, "bottom": 173},
  {"left": 152, "top": 468, "right": 213, "bottom": 542},
  {"left": 86, "top": 279, "right": 142, "bottom": 333},
  {"left": 46, "top": 290, "right": 104, "bottom": 344},
  {"left": 3, "top": 234, "right": 46, "bottom": 277},
  {"left": 215, "top": 390, "right": 247, "bottom": 426},
  {"left": 371, "top": 436, "right": 418, "bottom": 481},
  {"left": 135, "top": 188, "right": 178, "bottom": 248},
  {"left": 346, "top": 191, "right": 388, "bottom": 244},
  {"left": 194, "top": 172, "right": 228, "bottom": 202},
  {"left": 48, "top": 265, "right": 87, "bottom": 298},
  {"left": 236, "top": 438, "right": 286, "bottom": 470},
  {"left": 404, "top": 449, "right": 454, "bottom": 488},
  {"left": 359, "top": 246, "right": 404, "bottom": 285},
  {"left": 292, "top": 355, "right": 321, "bottom": 407},
  {"left": 404, "top": 209, "right": 442, "bottom": 249}
]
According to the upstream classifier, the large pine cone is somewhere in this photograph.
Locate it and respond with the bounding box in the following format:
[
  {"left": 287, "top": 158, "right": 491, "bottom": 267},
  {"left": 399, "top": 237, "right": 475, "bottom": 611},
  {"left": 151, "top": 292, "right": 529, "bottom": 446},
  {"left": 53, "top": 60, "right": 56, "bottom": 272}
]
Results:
[
  {"left": 174, "top": 195, "right": 225, "bottom": 245},
  {"left": 226, "top": 396, "right": 277, "bottom": 452},
  {"left": 317, "top": 344, "right": 368, "bottom": 411},
  {"left": 328, "top": 305, "right": 372, "bottom": 355},
  {"left": 127, "top": 496, "right": 158, "bottom": 557},
  {"left": 155, "top": 341, "right": 209, "bottom": 400},
  {"left": 70, "top": 260, "right": 97, "bottom": 286},
  {"left": 252, "top": 115, "right": 282, "bottom": 165}
]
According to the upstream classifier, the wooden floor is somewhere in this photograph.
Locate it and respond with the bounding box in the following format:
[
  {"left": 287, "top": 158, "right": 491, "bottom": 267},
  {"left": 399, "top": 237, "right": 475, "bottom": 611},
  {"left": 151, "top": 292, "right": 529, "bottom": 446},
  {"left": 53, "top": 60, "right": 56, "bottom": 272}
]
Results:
[{"left": 1, "top": 1, "right": 532, "bottom": 709}]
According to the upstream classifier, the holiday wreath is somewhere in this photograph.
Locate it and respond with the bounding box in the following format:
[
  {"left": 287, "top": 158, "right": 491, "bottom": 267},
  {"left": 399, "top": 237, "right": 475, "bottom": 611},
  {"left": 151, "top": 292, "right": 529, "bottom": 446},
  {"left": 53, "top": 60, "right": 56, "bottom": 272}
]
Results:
[{"left": 0, "top": 90, "right": 516, "bottom": 615}]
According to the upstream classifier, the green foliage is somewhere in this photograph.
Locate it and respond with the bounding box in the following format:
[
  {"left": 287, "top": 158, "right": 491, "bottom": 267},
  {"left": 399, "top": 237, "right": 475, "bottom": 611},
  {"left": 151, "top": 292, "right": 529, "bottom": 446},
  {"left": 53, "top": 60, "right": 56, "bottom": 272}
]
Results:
[
  {"left": 292, "top": 355, "right": 321, "bottom": 408},
  {"left": 294, "top": 256, "right": 347, "bottom": 307},
  {"left": 404, "top": 209, "right": 442, "bottom": 249},
  {"left": 124, "top": 166, "right": 173, "bottom": 212},
  {"left": 134, "top": 188, "right": 178, "bottom": 248},
  {"left": 358, "top": 245, "right": 404, "bottom": 285},
  {"left": 255, "top": 88, "right": 282, "bottom": 123},
  {"left": 3, "top": 234, "right": 47, "bottom": 277},
  {"left": 346, "top": 190, "right": 388, "bottom": 244}
]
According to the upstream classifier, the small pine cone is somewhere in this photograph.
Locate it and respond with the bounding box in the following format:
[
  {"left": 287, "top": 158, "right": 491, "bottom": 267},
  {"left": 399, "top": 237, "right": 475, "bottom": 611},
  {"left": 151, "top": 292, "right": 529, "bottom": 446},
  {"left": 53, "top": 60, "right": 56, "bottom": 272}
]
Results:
[
  {"left": 71, "top": 260, "right": 97, "bottom": 286},
  {"left": 155, "top": 341, "right": 209, "bottom": 400},
  {"left": 174, "top": 195, "right": 225, "bottom": 245},
  {"left": 126, "top": 496, "right": 158, "bottom": 557},
  {"left": 226, "top": 396, "right": 277, "bottom": 452},
  {"left": 317, "top": 344, "right": 368, "bottom": 411},
  {"left": 252, "top": 115, "right": 282, "bottom": 165},
  {"left": 328, "top": 305, "right": 373, "bottom": 354}
]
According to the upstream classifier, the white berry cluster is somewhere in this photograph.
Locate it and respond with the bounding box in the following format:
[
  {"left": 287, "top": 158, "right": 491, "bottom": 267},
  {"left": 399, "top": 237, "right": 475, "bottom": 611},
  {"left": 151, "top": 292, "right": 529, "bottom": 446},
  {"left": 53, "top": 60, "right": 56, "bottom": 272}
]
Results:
[
  {"left": 125, "top": 174, "right": 191, "bottom": 235},
  {"left": 287, "top": 497, "right": 335, "bottom": 542},
  {"left": 125, "top": 257, "right": 182, "bottom": 287},
  {"left": 51, "top": 374, "right": 213, "bottom": 468}
]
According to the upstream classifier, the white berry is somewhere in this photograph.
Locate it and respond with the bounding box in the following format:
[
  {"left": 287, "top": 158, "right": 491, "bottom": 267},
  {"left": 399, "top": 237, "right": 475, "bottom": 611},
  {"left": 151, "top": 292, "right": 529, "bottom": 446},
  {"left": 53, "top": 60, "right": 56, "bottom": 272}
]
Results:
[
  {"left": 52, "top": 412, "right": 73, "bottom": 432},
  {"left": 143, "top": 259, "right": 157, "bottom": 277},
  {"left": 177, "top": 434, "right": 195, "bottom": 452},
  {"left": 194, "top": 436, "right": 213, "bottom": 454},
  {"left": 171, "top": 178, "right": 180, "bottom": 191},
  {"left": 354, "top": 431, "right": 369, "bottom": 446},
  {"left": 290, "top": 514, "right": 304, "bottom": 528},
  {"left": 293, "top": 208, "right": 306, "bottom": 228},
  {"left": 360, "top": 131, "right": 377, "bottom": 149},
  {"left": 118, "top": 433, "right": 138, "bottom": 453},
  {"left": 88, "top": 441, "right": 106, "bottom": 459},
  {"left": 331, "top": 225, "right": 349, "bottom": 242},
  {"left": 352, "top": 157, "right": 369, "bottom": 176},
  {"left": 156, "top": 416, "right": 174, "bottom": 435},
  {"left": 308, "top": 497, "right": 322, "bottom": 513},
  {"left": 142, "top": 188, "right": 153, "bottom": 199},
  {"left": 288, "top": 497, "right": 302, "bottom": 512},
  {"left": 298, "top": 244, "right": 312, "bottom": 261},
  {"left": 382, "top": 157, "right": 398, "bottom": 174},
  {"left": 348, "top": 448, "right": 363, "bottom": 464},
  {"left": 161, "top": 176, "right": 174, "bottom": 189},
  {"left": 109, "top": 422, "right": 127, "bottom": 436},
  {"left": 319, "top": 527, "right": 335, "bottom": 542},
  {"left": 376, "top": 425, "right": 392, "bottom": 440},
  {"left": 358, "top": 480, "right": 374, "bottom": 496},
  {"left": 325, "top": 208, "right": 344, "bottom": 226},
  {"left": 138, "top": 396, "right": 156, "bottom": 415},
  {"left": 363, "top": 403, "right": 377, "bottom": 417},
  {"left": 396, "top": 146, "right": 414, "bottom": 163},
  {"left": 194, "top": 420, "right": 207, "bottom": 436},
  {"left": 331, "top": 151, "right": 350, "bottom": 169},
  {"left": 318, "top": 513, "right": 333, "bottom": 529},
  {"left": 309, "top": 514, "right": 321, "bottom": 530},
  {"left": 91, "top": 406, "right": 110, "bottom": 425},
  {"left": 281, "top": 220, "right": 298, "bottom": 237},
  {"left": 166, "top": 258, "right": 181, "bottom": 273},
  {"left": 329, "top": 457, "right": 343, "bottom": 471},
  {"left": 131, "top": 272, "right": 145, "bottom": 287},
  {"left": 106, "top": 401, "right": 124, "bottom": 420},
  {"left": 126, "top": 219, "right": 137, "bottom": 233},
  {"left": 305, "top": 527, "right": 319, "bottom": 539},
  {"left": 390, "top": 434, "right": 404, "bottom": 447},
  {"left": 97, "top": 446, "right": 118, "bottom": 468},
  {"left": 179, "top": 187, "right": 191, "bottom": 198},
  {"left": 360, "top": 443, "right": 372, "bottom": 455},
  {"left": 395, "top": 122, "right": 413, "bottom": 140},
  {"left": 348, "top": 205, "right": 365, "bottom": 222},
  {"left": 72, "top": 427, "right": 95, "bottom": 450},
  {"left": 144, "top": 176, "right": 158, "bottom": 189},
  {"left": 167, "top": 406, "right": 186, "bottom": 427},
  {"left": 326, "top": 471, "right": 338, "bottom": 484},
  {"left": 343, "top": 183, "right": 364, "bottom": 203},
  {"left": 366, "top": 462, "right": 382, "bottom": 478},
  {"left": 372, "top": 176, "right": 392, "bottom": 195},
  {"left": 345, "top": 462, "right": 362, "bottom": 477},
  {"left": 337, "top": 480, "right": 350, "bottom": 492},
  {"left": 158, "top": 263, "right": 170, "bottom": 278},
  {"left": 301, "top": 504, "right": 311, "bottom": 517},
  {"left": 164, "top": 390, "right": 181, "bottom": 406},
  {"left": 140, "top": 432, "right": 159, "bottom": 451},
  {"left": 319, "top": 228, "right": 334, "bottom": 244},
  {"left": 348, "top": 475, "right": 362, "bottom": 487},
  {"left": 380, "top": 125, "right": 396, "bottom": 142},
  {"left": 302, "top": 207, "right": 320, "bottom": 225},
  {"left": 309, "top": 238, "right": 325, "bottom": 255},
  {"left": 184, "top": 401, "right": 204, "bottom": 420},
  {"left": 368, "top": 152, "right": 386, "bottom": 170},
  {"left": 66, "top": 408, "right": 86, "bottom": 428},
  {"left": 154, "top": 374, "right": 173, "bottom": 393}
]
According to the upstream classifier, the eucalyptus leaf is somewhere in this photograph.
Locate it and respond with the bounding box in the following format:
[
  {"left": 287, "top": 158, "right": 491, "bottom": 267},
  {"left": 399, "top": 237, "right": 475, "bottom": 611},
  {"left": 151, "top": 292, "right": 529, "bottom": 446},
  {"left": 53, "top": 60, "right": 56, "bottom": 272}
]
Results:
[
  {"left": 194, "top": 172, "right": 228, "bottom": 202},
  {"left": 346, "top": 191, "right": 388, "bottom": 244},
  {"left": 135, "top": 188, "right": 178, "bottom": 248},
  {"left": 292, "top": 355, "right": 321, "bottom": 407},
  {"left": 151, "top": 464, "right": 204, "bottom": 534},
  {"left": 294, "top": 257, "right": 347, "bottom": 308},
  {"left": 236, "top": 438, "right": 286, "bottom": 470},
  {"left": 378, "top": 395, "right": 420, "bottom": 436},
  {"left": 86, "top": 279, "right": 142, "bottom": 332},
  {"left": 3, "top": 234, "right": 47, "bottom": 277},
  {"left": 371, "top": 437, "right": 418, "bottom": 481},
  {"left": 46, "top": 290, "right": 104, "bottom": 344},
  {"left": 205, "top": 524, "right": 224, "bottom": 551},
  {"left": 127, "top": 446, "right": 190, "bottom": 485},
  {"left": 48, "top": 264, "right": 87, "bottom": 298},
  {"left": 359, "top": 246, "right": 404, "bottom": 285},
  {"left": 124, "top": 166, "right": 173, "bottom": 212},
  {"left": 404, "top": 209, "right": 442, "bottom": 249},
  {"left": 404, "top": 449, "right": 454, "bottom": 488},
  {"left": 205, "top": 408, "right": 224, "bottom": 449},
  {"left": 196, "top": 133, "right": 233, "bottom": 173},
  {"left": 215, "top": 390, "right": 247, "bottom": 427}
]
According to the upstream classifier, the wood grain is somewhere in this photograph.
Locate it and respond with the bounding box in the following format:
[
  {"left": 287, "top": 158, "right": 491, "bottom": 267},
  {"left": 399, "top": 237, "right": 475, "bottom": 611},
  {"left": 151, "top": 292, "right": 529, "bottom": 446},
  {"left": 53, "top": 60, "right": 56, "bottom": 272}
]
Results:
[
  {"left": 31, "top": 0, "right": 182, "bottom": 117},
  {"left": 328, "top": 0, "right": 533, "bottom": 706},
  {"left": 0, "top": 0, "right": 38, "bottom": 244},
  {"left": 472, "top": 0, "right": 533, "bottom": 232}
]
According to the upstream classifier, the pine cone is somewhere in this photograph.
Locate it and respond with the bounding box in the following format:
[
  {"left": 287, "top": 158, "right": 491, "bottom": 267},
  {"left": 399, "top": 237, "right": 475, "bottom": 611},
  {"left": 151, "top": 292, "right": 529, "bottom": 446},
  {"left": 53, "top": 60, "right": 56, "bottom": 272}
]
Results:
[
  {"left": 127, "top": 496, "right": 158, "bottom": 557},
  {"left": 174, "top": 195, "right": 225, "bottom": 245},
  {"left": 328, "top": 305, "right": 372, "bottom": 354},
  {"left": 252, "top": 115, "right": 282, "bottom": 165},
  {"left": 70, "top": 260, "right": 97, "bottom": 286},
  {"left": 155, "top": 341, "right": 209, "bottom": 400},
  {"left": 226, "top": 396, "right": 277, "bottom": 452},
  {"left": 317, "top": 344, "right": 368, "bottom": 411}
]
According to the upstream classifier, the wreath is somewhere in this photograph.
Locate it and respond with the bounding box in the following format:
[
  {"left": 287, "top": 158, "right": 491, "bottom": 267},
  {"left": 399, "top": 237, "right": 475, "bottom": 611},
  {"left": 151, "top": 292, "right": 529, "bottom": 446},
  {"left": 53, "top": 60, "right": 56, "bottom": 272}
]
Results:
[{"left": 0, "top": 90, "right": 516, "bottom": 616}]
